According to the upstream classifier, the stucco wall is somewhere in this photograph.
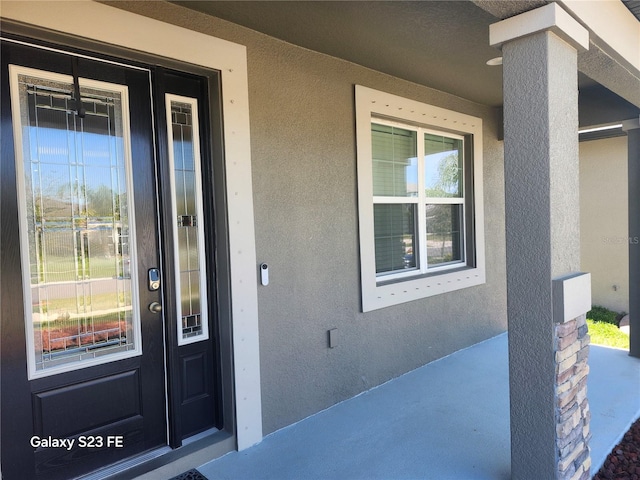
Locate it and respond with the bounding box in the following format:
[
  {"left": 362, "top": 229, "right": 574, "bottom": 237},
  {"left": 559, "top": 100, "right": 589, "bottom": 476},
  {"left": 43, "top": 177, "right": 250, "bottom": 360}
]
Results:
[
  {"left": 579, "top": 136, "right": 629, "bottom": 314},
  {"left": 107, "top": 1, "right": 508, "bottom": 436}
]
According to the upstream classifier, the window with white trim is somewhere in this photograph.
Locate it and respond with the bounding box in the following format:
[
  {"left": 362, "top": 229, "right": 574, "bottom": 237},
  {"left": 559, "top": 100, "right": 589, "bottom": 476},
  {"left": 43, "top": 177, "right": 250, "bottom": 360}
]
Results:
[{"left": 356, "top": 86, "right": 486, "bottom": 312}]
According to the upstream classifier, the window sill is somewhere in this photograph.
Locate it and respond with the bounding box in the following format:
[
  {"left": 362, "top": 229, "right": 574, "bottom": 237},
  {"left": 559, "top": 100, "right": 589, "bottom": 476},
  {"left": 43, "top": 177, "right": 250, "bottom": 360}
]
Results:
[
  {"left": 363, "top": 265, "right": 486, "bottom": 312},
  {"left": 376, "top": 263, "right": 472, "bottom": 286}
]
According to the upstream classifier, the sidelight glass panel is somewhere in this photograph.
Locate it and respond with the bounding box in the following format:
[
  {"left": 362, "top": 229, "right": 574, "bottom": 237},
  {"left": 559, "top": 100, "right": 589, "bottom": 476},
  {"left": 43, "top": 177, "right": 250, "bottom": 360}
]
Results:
[
  {"left": 10, "top": 66, "right": 140, "bottom": 378},
  {"left": 167, "top": 96, "right": 209, "bottom": 345}
]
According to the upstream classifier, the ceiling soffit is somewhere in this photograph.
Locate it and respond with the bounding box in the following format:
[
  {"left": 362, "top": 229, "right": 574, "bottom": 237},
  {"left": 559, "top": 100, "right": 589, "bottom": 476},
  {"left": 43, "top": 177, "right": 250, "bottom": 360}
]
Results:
[
  {"left": 174, "top": 0, "right": 639, "bottom": 121},
  {"left": 173, "top": 1, "right": 506, "bottom": 106},
  {"left": 475, "top": 0, "right": 640, "bottom": 109}
]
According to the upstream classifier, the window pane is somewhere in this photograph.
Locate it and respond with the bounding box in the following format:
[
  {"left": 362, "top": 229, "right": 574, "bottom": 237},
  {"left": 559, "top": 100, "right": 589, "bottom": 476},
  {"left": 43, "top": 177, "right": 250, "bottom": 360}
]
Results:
[
  {"left": 372, "top": 124, "right": 417, "bottom": 197},
  {"left": 374, "top": 203, "right": 416, "bottom": 274},
  {"left": 169, "top": 99, "right": 207, "bottom": 343},
  {"left": 424, "top": 133, "right": 463, "bottom": 198},
  {"left": 15, "top": 72, "right": 137, "bottom": 374},
  {"left": 426, "top": 204, "right": 463, "bottom": 266}
]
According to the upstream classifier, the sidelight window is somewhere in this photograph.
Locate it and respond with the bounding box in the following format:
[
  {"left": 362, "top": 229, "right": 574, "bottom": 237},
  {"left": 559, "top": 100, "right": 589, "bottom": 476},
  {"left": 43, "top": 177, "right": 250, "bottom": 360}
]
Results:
[{"left": 166, "top": 95, "right": 209, "bottom": 345}]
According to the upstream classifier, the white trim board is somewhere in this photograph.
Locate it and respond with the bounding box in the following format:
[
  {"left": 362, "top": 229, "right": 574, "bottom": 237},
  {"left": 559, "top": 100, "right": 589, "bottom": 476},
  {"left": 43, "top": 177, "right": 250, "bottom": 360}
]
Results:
[
  {"left": 559, "top": 0, "right": 639, "bottom": 73},
  {"left": 1, "top": 0, "right": 263, "bottom": 450},
  {"left": 489, "top": 3, "right": 588, "bottom": 52}
]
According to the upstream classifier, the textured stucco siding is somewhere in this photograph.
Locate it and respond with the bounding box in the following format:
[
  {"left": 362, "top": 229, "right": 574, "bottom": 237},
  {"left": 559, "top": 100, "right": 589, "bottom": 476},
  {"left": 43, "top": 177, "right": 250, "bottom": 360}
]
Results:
[
  {"left": 107, "top": 1, "right": 508, "bottom": 436},
  {"left": 580, "top": 136, "right": 629, "bottom": 313},
  {"left": 502, "top": 30, "right": 581, "bottom": 479}
]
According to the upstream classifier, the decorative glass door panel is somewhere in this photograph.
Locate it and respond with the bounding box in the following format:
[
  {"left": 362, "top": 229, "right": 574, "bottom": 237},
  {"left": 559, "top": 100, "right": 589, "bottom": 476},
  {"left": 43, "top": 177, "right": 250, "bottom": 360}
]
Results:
[
  {"left": 166, "top": 95, "right": 209, "bottom": 345},
  {"left": 9, "top": 65, "right": 141, "bottom": 378}
]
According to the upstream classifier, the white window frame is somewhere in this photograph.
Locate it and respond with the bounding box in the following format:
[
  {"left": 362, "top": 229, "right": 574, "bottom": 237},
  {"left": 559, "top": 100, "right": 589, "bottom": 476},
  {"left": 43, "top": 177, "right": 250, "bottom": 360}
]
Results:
[
  {"left": 356, "top": 85, "right": 486, "bottom": 312},
  {"left": 372, "top": 118, "right": 467, "bottom": 281}
]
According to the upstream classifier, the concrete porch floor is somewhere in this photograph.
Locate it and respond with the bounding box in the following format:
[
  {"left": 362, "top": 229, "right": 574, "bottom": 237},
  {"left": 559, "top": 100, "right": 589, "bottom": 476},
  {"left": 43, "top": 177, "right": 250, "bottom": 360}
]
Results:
[{"left": 195, "top": 333, "right": 639, "bottom": 480}]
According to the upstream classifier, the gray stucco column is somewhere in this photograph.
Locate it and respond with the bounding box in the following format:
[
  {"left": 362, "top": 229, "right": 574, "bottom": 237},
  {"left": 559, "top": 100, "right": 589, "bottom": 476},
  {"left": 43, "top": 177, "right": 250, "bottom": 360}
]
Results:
[
  {"left": 623, "top": 118, "right": 640, "bottom": 358},
  {"left": 491, "top": 4, "right": 592, "bottom": 479}
]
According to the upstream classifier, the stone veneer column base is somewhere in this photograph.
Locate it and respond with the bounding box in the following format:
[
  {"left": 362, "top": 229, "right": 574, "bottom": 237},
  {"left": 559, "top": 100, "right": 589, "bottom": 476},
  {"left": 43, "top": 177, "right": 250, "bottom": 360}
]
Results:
[{"left": 556, "top": 313, "right": 591, "bottom": 480}]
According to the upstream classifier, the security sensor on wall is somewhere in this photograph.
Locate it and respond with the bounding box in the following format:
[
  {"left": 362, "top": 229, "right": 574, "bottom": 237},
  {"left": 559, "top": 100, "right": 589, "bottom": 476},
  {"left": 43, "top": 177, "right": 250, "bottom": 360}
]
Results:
[{"left": 260, "top": 263, "right": 269, "bottom": 286}]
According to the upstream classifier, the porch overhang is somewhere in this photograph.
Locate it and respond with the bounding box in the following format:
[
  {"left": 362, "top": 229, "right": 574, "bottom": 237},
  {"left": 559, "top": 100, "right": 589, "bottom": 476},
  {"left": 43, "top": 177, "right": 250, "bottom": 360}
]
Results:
[{"left": 173, "top": 0, "right": 640, "bottom": 123}]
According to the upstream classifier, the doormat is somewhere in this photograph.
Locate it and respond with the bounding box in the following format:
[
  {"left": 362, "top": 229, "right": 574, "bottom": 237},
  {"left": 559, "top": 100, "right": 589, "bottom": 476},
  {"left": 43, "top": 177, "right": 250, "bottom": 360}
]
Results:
[{"left": 169, "top": 469, "right": 208, "bottom": 480}]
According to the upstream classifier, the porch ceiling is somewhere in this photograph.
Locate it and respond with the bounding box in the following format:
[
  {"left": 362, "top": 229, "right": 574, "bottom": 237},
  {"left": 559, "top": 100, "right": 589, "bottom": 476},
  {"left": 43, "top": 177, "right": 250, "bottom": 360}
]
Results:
[
  {"left": 172, "top": 0, "right": 640, "bottom": 126},
  {"left": 623, "top": 0, "right": 640, "bottom": 19}
]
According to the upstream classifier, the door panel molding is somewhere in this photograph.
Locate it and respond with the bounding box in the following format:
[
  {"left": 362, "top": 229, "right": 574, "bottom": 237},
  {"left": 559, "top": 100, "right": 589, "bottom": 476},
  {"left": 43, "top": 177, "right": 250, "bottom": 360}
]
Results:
[
  {"left": 33, "top": 416, "right": 146, "bottom": 479},
  {"left": 33, "top": 370, "right": 142, "bottom": 437}
]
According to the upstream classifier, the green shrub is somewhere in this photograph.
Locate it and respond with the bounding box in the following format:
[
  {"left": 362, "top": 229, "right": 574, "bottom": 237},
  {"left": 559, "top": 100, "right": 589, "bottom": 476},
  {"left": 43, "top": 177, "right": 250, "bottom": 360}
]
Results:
[
  {"left": 586, "top": 305, "right": 619, "bottom": 325},
  {"left": 587, "top": 319, "right": 629, "bottom": 350}
]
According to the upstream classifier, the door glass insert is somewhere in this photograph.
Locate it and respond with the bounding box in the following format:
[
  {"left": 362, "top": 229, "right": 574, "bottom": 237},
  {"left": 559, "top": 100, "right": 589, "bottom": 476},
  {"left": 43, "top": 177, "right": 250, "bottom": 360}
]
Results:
[
  {"left": 9, "top": 65, "right": 141, "bottom": 378},
  {"left": 166, "top": 95, "right": 209, "bottom": 345}
]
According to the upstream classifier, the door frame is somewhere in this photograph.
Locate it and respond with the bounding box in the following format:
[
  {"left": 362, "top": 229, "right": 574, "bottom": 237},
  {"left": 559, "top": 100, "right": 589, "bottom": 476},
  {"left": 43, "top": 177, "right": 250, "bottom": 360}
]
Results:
[
  {"left": 1, "top": 0, "right": 262, "bottom": 462},
  {"left": 155, "top": 67, "right": 226, "bottom": 446}
]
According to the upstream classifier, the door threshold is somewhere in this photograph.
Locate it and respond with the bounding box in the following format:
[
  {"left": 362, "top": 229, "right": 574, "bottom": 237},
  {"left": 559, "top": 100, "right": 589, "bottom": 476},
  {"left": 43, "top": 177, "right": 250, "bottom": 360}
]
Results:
[
  {"left": 77, "top": 429, "right": 235, "bottom": 480},
  {"left": 182, "top": 427, "right": 220, "bottom": 446},
  {"left": 75, "top": 446, "right": 172, "bottom": 480}
]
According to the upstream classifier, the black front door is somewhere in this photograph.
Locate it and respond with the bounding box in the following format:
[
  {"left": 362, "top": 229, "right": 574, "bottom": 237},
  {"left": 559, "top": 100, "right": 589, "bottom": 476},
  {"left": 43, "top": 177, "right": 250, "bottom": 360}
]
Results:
[{"left": 1, "top": 41, "right": 167, "bottom": 479}]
